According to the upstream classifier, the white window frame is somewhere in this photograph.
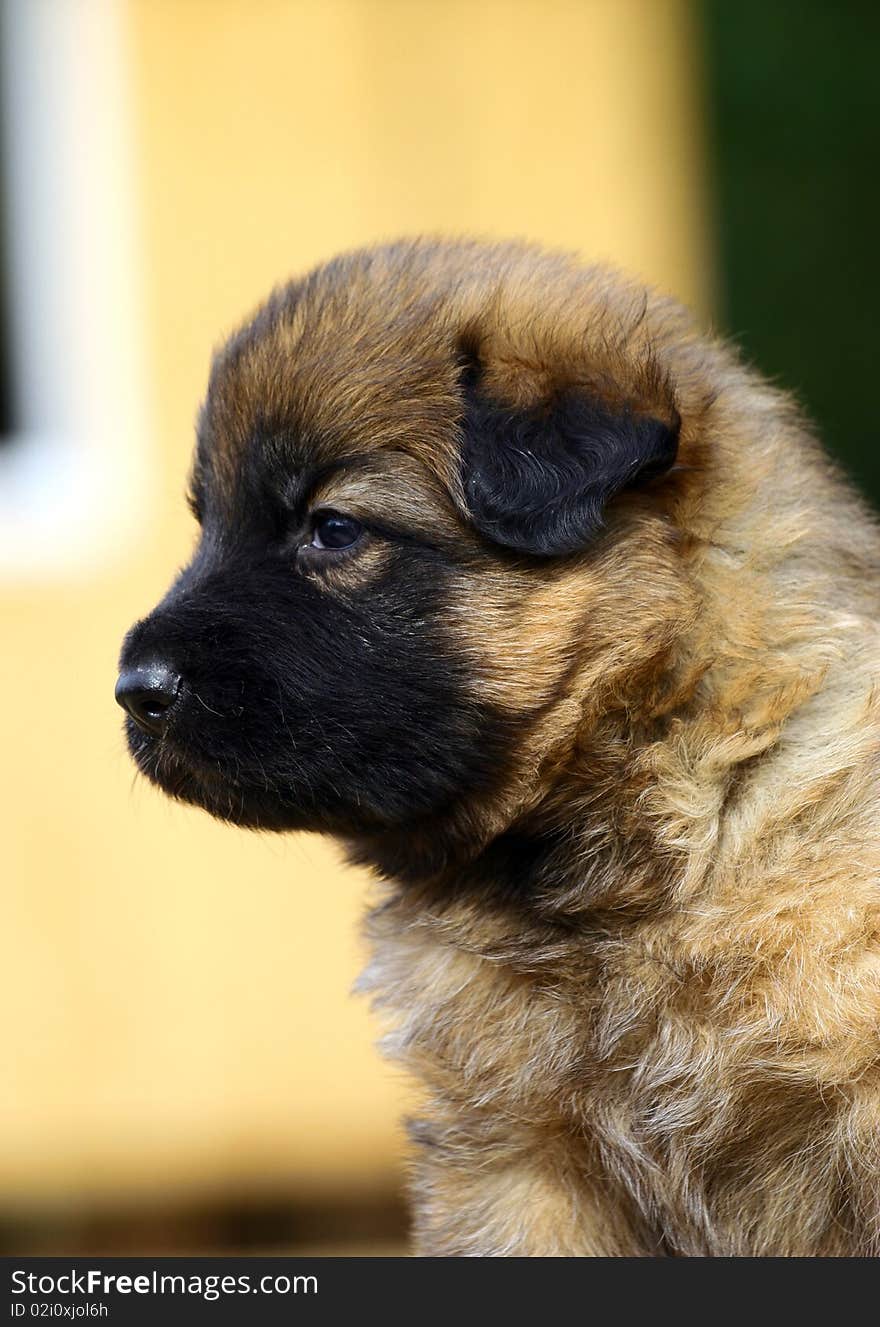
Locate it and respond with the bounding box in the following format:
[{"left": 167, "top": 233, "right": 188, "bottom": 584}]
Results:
[{"left": 0, "top": 0, "right": 151, "bottom": 579}]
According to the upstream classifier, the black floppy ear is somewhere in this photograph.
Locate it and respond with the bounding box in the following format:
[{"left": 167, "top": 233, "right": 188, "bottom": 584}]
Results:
[{"left": 458, "top": 360, "right": 680, "bottom": 557}]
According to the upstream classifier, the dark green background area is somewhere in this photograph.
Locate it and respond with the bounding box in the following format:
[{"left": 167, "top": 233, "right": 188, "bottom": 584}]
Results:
[{"left": 701, "top": 0, "right": 880, "bottom": 506}]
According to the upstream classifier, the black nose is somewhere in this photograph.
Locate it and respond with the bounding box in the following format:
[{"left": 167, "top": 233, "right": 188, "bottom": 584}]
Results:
[{"left": 115, "top": 661, "right": 181, "bottom": 735}]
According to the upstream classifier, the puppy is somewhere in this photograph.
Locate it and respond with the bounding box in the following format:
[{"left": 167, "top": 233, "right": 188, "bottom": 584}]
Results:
[{"left": 117, "top": 239, "right": 880, "bottom": 1256}]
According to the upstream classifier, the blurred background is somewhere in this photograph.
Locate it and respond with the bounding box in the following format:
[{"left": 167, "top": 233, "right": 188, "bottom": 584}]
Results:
[{"left": 0, "top": 0, "right": 877, "bottom": 1255}]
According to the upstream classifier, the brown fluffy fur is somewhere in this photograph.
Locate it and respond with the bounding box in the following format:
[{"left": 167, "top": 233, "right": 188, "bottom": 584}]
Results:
[{"left": 213, "top": 240, "right": 880, "bottom": 1255}]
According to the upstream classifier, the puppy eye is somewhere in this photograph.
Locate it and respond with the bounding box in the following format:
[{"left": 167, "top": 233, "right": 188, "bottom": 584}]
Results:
[{"left": 310, "top": 510, "right": 364, "bottom": 550}]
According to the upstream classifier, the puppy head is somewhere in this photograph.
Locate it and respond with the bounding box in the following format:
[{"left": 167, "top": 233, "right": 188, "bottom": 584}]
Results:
[{"left": 117, "top": 240, "right": 690, "bottom": 867}]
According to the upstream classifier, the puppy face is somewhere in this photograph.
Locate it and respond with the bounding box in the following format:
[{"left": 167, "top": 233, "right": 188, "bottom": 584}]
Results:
[{"left": 117, "top": 241, "right": 684, "bottom": 862}]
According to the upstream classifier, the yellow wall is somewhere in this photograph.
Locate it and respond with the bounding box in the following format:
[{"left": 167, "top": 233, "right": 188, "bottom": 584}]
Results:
[{"left": 0, "top": 0, "right": 709, "bottom": 1209}]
